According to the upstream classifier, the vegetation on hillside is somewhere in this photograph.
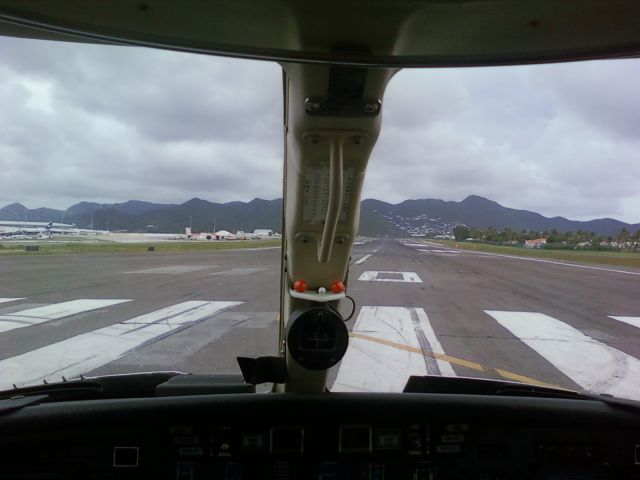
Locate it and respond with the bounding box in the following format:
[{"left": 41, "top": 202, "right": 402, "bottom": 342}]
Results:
[{"left": 453, "top": 225, "right": 640, "bottom": 251}]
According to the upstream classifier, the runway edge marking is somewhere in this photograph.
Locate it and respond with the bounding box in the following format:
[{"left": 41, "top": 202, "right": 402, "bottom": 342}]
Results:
[{"left": 469, "top": 251, "right": 640, "bottom": 276}]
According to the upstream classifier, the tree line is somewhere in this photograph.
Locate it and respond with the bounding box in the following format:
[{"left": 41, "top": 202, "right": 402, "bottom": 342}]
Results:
[{"left": 453, "top": 225, "right": 640, "bottom": 250}]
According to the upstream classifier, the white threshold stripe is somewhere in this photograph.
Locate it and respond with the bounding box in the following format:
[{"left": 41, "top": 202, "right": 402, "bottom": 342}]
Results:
[
  {"left": 0, "top": 299, "right": 132, "bottom": 334},
  {"left": 0, "top": 300, "right": 242, "bottom": 389},
  {"left": 0, "top": 298, "right": 25, "bottom": 304},
  {"left": 354, "top": 254, "right": 372, "bottom": 265},
  {"left": 471, "top": 251, "right": 640, "bottom": 277},
  {"left": 485, "top": 311, "right": 640, "bottom": 399},
  {"left": 609, "top": 316, "right": 640, "bottom": 329},
  {"left": 332, "top": 306, "right": 455, "bottom": 393}
]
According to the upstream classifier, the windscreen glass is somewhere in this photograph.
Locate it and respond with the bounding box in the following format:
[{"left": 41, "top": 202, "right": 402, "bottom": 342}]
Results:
[{"left": 1, "top": 36, "right": 639, "bottom": 399}]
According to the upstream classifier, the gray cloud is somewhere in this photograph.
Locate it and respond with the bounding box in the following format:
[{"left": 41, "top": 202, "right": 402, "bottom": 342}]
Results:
[
  {"left": 1, "top": 36, "right": 638, "bottom": 223},
  {"left": 0, "top": 37, "right": 283, "bottom": 208},
  {"left": 368, "top": 63, "right": 640, "bottom": 222}
]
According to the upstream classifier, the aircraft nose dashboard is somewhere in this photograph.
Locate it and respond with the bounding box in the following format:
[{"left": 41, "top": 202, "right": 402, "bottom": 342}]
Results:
[{"left": 1, "top": 392, "right": 640, "bottom": 479}]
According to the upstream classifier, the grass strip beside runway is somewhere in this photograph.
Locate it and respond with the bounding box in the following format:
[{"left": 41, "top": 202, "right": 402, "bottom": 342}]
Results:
[
  {"left": 434, "top": 240, "right": 640, "bottom": 269},
  {"left": 0, "top": 239, "right": 281, "bottom": 255}
]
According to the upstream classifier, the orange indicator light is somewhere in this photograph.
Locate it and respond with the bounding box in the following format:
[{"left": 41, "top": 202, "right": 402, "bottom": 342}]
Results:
[{"left": 293, "top": 280, "right": 308, "bottom": 293}]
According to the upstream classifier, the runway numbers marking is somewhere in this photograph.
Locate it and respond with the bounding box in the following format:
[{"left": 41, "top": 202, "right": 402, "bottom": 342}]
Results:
[
  {"left": 358, "top": 271, "right": 422, "bottom": 283},
  {"left": 0, "top": 300, "right": 243, "bottom": 389},
  {"left": 0, "top": 299, "right": 132, "bottom": 334},
  {"left": 609, "top": 316, "right": 640, "bottom": 329},
  {"left": 485, "top": 310, "right": 640, "bottom": 400},
  {"left": 0, "top": 298, "right": 25, "bottom": 304},
  {"left": 126, "top": 265, "right": 214, "bottom": 274},
  {"left": 332, "top": 306, "right": 455, "bottom": 392},
  {"left": 353, "top": 254, "right": 372, "bottom": 265}
]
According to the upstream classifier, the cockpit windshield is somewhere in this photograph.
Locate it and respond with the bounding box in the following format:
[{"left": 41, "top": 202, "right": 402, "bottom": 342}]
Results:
[{"left": 1, "top": 36, "right": 639, "bottom": 399}]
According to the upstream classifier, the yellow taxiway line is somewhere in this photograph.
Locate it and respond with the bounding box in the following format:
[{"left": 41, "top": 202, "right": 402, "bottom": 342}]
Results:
[{"left": 349, "top": 331, "right": 560, "bottom": 389}]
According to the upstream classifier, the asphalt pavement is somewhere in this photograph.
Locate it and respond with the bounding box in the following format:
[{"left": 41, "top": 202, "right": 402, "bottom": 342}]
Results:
[{"left": 1, "top": 239, "right": 639, "bottom": 398}]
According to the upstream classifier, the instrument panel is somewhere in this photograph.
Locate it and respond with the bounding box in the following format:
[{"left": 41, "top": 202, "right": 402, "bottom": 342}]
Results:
[{"left": 161, "top": 422, "right": 618, "bottom": 480}]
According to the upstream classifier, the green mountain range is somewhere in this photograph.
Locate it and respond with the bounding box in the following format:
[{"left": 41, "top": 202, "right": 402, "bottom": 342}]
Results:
[{"left": 1, "top": 196, "right": 638, "bottom": 236}]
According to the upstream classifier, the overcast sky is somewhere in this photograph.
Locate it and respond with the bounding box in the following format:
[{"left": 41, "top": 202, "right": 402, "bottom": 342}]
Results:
[{"left": 1, "top": 37, "right": 639, "bottom": 223}]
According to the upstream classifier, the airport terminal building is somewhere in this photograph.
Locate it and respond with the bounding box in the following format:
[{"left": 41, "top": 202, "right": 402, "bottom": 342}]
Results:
[{"left": 0, "top": 221, "right": 100, "bottom": 237}]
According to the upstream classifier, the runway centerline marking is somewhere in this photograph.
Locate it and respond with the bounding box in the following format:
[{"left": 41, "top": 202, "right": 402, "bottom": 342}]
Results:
[
  {"left": 0, "top": 300, "right": 243, "bottom": 389},
  {"left": 0, "top": 299, "right": 132, "bottom": 334},
  {"left": 353, "top": 254, "right": 372, "bottom": 265},
  {"left": 358, "top": 271, "right": 422, "bottom": 283},
  {"left": 485, "top": 310, "right": 640, "bottom": 400}
]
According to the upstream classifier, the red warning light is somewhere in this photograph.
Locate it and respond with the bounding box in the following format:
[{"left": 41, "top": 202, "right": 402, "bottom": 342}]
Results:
[
  {"left": 293, "top": 280, "right": 308, "bottom": 293},
  {"left": 330, "top": 280, "right": 345, "bottom": 293}
]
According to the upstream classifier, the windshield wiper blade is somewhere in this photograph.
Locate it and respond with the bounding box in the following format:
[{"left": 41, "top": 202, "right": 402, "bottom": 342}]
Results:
[
  {"left": 0, "top": 371, "right": 255, "bottom": 409},
  {"left": 0, "top": 371, "right": 185, "bottom": 404}
]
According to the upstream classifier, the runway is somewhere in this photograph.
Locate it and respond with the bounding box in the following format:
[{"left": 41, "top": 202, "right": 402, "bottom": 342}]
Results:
[{"left": 1, "top": 239, "right": 639, "bottom": 398}]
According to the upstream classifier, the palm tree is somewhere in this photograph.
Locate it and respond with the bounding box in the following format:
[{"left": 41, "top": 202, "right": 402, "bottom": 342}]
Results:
[{"left": 617, "top": 228, "right": 630, "bottom": 248}]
